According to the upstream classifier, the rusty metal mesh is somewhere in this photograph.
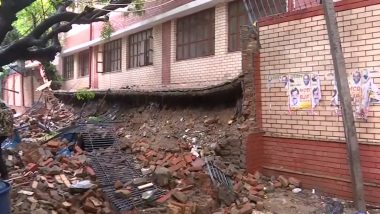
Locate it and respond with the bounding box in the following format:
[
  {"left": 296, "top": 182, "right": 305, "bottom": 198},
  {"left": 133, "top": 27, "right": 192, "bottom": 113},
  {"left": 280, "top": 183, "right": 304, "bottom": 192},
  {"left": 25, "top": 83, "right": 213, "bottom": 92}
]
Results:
[{"left": 243, "top": 0, "right": 321, "bottom": 23}]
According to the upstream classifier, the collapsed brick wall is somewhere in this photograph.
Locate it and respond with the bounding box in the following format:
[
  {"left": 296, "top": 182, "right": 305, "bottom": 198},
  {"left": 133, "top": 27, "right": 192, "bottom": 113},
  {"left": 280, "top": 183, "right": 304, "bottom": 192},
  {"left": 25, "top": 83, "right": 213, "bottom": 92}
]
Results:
[{"left": 240, "top": 26, "right": 261, "bottom": 171}]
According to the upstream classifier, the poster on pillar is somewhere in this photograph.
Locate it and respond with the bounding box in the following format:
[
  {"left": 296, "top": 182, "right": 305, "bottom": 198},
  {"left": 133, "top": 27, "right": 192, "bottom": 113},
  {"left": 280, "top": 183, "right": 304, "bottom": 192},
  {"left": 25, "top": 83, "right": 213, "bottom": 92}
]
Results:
[{"left": 288, "top": 74, "right": 320, "bottom": 111}]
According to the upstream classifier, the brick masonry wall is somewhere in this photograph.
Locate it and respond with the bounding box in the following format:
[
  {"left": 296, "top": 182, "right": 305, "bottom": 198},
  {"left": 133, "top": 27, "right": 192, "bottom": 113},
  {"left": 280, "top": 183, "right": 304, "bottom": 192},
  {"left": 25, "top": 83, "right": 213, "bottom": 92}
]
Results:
[
  {"left": 259, "top": 4, "right": 380, "bottom": 143},
  {"left": 257, "top": 137, "right": 380, "bottom": 204},
  {"left": 62, "top": 3, "right": 244, "bottom": 91},
  {"left": 97, "top": 25, "right": 163, "bottom": 89},
  {"left": 63, "top": 0, "right": 192, "bottom": 50},
  {"left": 170, "top": 4, "right": 242, "bottom": 88}
]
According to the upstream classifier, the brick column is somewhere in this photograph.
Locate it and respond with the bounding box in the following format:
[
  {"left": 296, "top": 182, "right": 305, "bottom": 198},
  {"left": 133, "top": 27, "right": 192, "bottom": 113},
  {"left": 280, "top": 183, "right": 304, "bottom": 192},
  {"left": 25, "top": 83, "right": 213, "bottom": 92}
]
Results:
[
  {"left": 162, "top": 21, "right": 172, "bottom": 85},
  {"left": 241, "top": 26, "right": 263, "bottom": 172}
]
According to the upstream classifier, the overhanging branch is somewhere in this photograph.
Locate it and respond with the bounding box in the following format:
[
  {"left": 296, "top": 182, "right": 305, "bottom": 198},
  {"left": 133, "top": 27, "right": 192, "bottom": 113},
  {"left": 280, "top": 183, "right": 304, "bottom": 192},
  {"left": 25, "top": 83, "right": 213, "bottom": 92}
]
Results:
[{"left": 0, "top": 0, "right": 136, "bottom": 67}]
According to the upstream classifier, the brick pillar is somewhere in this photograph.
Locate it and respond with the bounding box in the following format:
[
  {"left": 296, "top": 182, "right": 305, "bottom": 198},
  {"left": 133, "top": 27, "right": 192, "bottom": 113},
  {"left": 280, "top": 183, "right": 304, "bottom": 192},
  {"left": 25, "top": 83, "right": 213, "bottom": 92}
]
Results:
[
  {"left": 241, "top": 26, "right": 263, "bottom": 172},
  {"left": 162, "top": 21, "right": 171, "bottom": 85}
]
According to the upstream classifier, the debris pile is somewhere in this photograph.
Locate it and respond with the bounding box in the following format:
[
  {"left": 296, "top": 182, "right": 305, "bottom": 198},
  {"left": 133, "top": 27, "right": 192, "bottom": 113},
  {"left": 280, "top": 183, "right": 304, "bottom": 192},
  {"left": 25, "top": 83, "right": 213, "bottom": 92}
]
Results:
[
  {"left": 120, "top": 136, "right": 303, "bottom": 213},
  {"left": 15, "top": 90, "right": 76, "bottom": 140},
  {"left": 9, "top": 138, "right": 114, "bottom": 214}
]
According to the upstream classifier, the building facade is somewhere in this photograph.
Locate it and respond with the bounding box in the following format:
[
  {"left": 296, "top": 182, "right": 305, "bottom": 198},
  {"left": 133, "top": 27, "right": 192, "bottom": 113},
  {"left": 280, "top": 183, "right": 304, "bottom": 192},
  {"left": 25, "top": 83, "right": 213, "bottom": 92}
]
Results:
[
  {"left": 2, "top": 61, "right": 45, "bottom": 113},
  {"left": 59, "top": 0, "right": 254, "bottom": 91}
]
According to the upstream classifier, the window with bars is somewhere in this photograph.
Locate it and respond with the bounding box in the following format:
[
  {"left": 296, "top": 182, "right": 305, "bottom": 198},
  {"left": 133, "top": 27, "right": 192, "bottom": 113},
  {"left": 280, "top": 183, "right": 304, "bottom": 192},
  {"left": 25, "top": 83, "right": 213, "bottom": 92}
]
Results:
[
  {"left": 78, "top": 50, "right": 90, "bottom": 77},
  {"left": 63, "top": 55, "right": 74, "bottom": 80},
  {"left": 103, "top": 39, "right": 122, "bottom": 73},
  {"left": 228, "top": 0, "right": 249, "bottom": 52},
  {"left": 128, "top": 29, "right": 153, "bottom": 68},
  {"left": 176, "top": 8, "right": 215, "bottom": 60}
]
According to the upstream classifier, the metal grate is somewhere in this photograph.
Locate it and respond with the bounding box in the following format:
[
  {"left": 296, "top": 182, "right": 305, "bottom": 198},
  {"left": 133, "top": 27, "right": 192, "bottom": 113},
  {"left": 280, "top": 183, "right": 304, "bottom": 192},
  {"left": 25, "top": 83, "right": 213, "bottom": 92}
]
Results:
[
  {"left": 205, "top": 158, "right": 233, "bottom": 188},
  {"left": 79, "top": 122, "right": 117, "bottom": 151},
  {"left": 88, "top": 149, "right": 143, "bottom": 187},
  {"left": 89, "top": 147, "right": 166, "bottom": 212},
  {"left": 103, "top": 185, "right": 165, "bottom": 211},
  {"left": 243, "top": 0, "right": 321, "bottom": 25},
  {"left": 80, "top": 122, "right": 167, "bottom": 213}
]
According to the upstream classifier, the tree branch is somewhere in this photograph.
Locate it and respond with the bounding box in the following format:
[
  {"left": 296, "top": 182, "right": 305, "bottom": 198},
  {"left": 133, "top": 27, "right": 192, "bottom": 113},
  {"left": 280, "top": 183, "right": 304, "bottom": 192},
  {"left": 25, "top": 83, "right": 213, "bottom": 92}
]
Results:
[
  {"left": 0, "top": 0, "right": 134, "bottom": 67},
  {"left": 0, "top": 0, "right": 36, "bottom": 45}
]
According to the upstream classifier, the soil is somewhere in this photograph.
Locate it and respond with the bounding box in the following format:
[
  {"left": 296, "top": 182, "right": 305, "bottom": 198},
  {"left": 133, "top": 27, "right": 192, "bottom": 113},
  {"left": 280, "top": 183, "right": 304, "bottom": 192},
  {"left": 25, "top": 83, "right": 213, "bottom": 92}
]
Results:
[{"left": 74, "top": 100, "right": 380, "bottom": 213}]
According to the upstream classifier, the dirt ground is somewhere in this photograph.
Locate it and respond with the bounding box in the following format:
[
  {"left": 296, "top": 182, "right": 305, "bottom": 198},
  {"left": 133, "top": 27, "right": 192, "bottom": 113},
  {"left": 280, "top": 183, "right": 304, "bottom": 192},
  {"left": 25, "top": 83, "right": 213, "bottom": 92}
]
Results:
[{"left": 253, "top": 189, "right": 380, "bottom": 214}]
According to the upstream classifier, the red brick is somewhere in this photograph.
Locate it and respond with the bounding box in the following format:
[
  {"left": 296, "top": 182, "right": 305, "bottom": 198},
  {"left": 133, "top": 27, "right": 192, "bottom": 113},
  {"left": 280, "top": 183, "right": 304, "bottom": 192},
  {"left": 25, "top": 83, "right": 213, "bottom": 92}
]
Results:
[
  {"left": 46, "top": 140, "right": 61, "bottom": 148},
  {"left": 41, "top": 158, "right": 53, "bottom": 167},
  {"left": 170, "top": 157, "right": 182, "bottom": 166},
  {"left": 26, "top": 163, "right": 39, "bottom": 172},
  {"left": 169, "top": 161, "right": 186, "bottom": 172},
  {"left": 146, "top": 150, "right": 156, "bottom": 158},
  {"left": 238, "top": 203, "right": 253, "bottom": 214},
  {"left": 137, "top": 155, "right": 148, "bottom": 162},
  {"left": 85, "top": 166, "right": 96, "bottom": 177},
  {"left": 156, "top": 190, "right": 173, "bottom": 204},
  {"left": 61, "top": 157, "right": 70, "bottom": 165},
  {"left": 184, "top": 155, "right": 192, "bottom": 164},
  {"left": 162, "top": 153, "right": 173, "bottom": 163}
]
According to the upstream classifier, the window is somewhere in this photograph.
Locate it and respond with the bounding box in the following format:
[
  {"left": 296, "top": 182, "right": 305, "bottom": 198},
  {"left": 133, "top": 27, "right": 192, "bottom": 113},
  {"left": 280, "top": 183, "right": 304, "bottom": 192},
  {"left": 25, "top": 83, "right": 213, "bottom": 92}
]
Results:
[
  {"left": 63, "top": 55, "right": 74, "bottom": 80},
  {"left": 78, "top": 50, "right": 89, "bottom": 77},
  {"left": 103, "top": 39, "right": 122, "bottom": 72},
  {"left": 228, "top": 0, "right": 249, "bottom": 52},
  {"left": 128, "top": 29, "right": 153, "bottom": 68},
  {"left": 176, "top": 8, "right": 215, "bottom": 60}
]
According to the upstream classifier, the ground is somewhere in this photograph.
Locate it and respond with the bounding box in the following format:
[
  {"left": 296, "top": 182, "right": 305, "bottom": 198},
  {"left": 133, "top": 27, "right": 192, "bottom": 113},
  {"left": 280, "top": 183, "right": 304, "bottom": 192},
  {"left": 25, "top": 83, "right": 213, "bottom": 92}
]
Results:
[{"left": 6, "top": 94, "right": 380, "bottom": 214}]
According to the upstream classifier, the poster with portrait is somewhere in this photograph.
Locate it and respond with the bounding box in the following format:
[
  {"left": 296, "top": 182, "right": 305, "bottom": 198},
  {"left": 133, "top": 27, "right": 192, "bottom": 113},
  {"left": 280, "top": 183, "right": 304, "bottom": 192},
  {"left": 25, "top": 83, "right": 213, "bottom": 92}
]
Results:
[
  {"left": 331, "top": 70, "right": 380, "bottom": 119},
  {"left": 311, "top": 74, "right": 322, "bottom": 108},
  {"left": 288, "top": 74, "right": 314, "bottom": 110},
  {"left": 349, "top": 71, "right": 363, "bottom": 117}
]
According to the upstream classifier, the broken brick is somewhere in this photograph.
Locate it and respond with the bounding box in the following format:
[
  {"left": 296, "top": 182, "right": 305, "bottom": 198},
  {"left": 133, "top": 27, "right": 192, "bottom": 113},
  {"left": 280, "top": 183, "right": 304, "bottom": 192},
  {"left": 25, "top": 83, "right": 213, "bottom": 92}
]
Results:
[
  {"left": 145, "top": 150, "right": 156, "bottom": 158},
  {"left": 85, "top": 166, "right": 96, "bottom": 177},
  {"left": 169, "top": 161, "right": 186, "bottom": 172},
  {"left": 156, "top": 191, "right": 173, "bottom": 204},
  {"left": 26, "top": 163, "right": 39, "bottom": 172},
  {"left": 80, "top": 190, "right": 96, "bottom": 203},
  {"left": 137, "top": 155, "right": 148, "bottom": 162},
  {"left": 184, "top": 154, "right": 193, "bottom": 163},
  {"left": 255, "top": 184, "right": 264, "bottom": 191},
  {"left": 162, "top": 153, "right": 173, "bottom": 163},
  {"left": 170, "top": 157, "right": 182, "bottom": 166},
  {"left": 41, "top": 158, "right": 53, "bottom": 167},
  {"left": 288, "top": 177, "right": 301, "bottom": 187},
  {"left": 83, "top": 198, "right": 99, "bottom": 213},
  {"left": 238, "top": 203, "right": 253, "bottom": 214},
  {"left": 46, "top": 140, "right": 61, "bottom": 148}
]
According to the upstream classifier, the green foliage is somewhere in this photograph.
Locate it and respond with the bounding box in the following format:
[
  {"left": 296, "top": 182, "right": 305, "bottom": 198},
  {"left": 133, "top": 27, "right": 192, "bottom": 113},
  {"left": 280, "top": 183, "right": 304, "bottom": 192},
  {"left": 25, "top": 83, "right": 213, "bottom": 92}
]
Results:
[
  {"left": 133, "top": 0, "right": 145, "bottom": 14},
  {"left": 1, "top": 29, "right": 20, "bottom": 46},
  {"left": 42, "top": 61, "right": 63, "bottom": 90},
  {"left": 123, "top": 0, "right": 145, "bottom": 16},
  {"left": 100, "top": 21, "right": 114, "bottom": 40},
  {"left": 14, "top": 0, "right": 56, "bottom": 36},
  {"left": 75, "top": 88, "right": 96, "bottom": 101}
]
